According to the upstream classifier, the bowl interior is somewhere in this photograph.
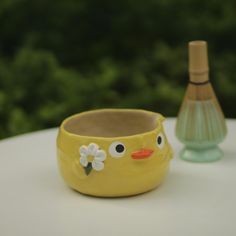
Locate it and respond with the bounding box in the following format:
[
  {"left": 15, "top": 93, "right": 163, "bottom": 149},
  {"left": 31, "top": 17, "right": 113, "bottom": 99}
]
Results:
[{"left": 63, "top": 110, "right": 158, "bottom": 137}]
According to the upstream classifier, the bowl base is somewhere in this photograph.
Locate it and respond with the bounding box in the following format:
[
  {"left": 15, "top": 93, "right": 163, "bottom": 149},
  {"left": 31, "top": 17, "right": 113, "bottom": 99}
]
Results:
[
  {"left": 180, "top": 146, "right": 223, "bottom": 163},
  {"left": 70, "top": 183, "right": 161, "bottom": 198}
]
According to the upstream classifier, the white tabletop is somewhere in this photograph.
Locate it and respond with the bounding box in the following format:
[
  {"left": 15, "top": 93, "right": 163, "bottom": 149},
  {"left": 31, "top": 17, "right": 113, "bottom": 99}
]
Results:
[{"left": 0, "top": 118, "right": 236, "bottom": 236}]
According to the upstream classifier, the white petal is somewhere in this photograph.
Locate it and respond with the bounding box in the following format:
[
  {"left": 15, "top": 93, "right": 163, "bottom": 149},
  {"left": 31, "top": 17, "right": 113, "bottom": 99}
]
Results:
[
  {"left": 92, "top": 161, "right": 104, "bottom": 171},
  {"left": 95, "top": 150, "right": 106, "bottom": 162},
  {"left": 79, "top": 145, "right": 88, "bottom": 156},
  {"left": 80, "top": 155, "right": 88, "bottom": 167},
  {"left": 87, "top": 143, "right": 99, "bottom": 156}
]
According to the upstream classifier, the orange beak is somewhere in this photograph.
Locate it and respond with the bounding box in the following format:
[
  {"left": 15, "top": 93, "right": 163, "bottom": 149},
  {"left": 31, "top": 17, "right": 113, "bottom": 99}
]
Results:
[{"left": 131, "top": 149, "right": 154, "bottom": 160}]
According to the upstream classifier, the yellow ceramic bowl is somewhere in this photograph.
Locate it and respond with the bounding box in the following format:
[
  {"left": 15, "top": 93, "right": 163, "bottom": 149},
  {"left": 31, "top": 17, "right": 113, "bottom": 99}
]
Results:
[{"left": 57, "top": 109, "right": 173, "bottom": 197}]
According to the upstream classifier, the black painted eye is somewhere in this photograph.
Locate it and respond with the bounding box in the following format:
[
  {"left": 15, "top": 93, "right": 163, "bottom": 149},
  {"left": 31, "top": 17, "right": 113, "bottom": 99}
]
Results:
[
  {"left": 109, "top": 141, "right": 126, "bottom": 158},
  {"left": 156, "top": 133, "right": 165, "bottom": 149},
  {"left": 116, "top": 144, "right": 125, "bottom": 153}
]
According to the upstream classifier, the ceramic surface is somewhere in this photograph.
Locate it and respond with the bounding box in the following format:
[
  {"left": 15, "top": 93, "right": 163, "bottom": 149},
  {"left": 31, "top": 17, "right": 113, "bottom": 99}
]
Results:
[{"left": 57, "top": 109, "right": 173, "bottom": 197}]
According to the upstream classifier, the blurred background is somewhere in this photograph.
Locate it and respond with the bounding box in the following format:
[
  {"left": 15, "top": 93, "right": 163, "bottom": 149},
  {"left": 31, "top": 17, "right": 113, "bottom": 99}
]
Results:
[{"left": 0, "top": 0, "right": 235, "bottom": 139}]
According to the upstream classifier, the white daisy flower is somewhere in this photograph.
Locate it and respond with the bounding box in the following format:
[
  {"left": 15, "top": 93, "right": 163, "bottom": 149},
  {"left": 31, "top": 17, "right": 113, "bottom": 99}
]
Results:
[{"left": 79, "top": 143, "right": 106, "bottom": 173}]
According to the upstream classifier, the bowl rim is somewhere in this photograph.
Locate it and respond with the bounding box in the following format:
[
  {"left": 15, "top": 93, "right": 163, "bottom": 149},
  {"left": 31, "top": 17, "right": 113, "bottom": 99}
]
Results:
[{"left": 59, "top": 109, "right": 165, "bottom": 140}]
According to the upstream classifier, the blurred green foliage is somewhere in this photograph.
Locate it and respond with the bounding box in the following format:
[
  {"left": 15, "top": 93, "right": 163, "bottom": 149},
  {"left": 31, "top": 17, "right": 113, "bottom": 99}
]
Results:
[{"left": 0, "top": 0, "right": 235, "bottom": 138}]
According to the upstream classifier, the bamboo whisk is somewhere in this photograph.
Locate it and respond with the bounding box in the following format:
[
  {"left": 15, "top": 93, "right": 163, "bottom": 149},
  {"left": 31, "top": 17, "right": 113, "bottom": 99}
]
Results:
[{"left": 175, "top": 41, "right": 227, "bottom": 162}]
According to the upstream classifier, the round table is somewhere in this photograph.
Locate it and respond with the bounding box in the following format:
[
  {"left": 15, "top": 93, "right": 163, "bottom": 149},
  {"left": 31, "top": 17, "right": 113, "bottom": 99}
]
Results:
[{"left": 0, "top": 119, "right": 236, "bottom": 236}]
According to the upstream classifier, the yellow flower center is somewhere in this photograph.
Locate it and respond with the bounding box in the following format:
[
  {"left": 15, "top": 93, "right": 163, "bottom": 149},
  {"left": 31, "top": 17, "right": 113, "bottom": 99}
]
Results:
[{"left": 87, "top": 155, "right": 94, "bottom": 163}]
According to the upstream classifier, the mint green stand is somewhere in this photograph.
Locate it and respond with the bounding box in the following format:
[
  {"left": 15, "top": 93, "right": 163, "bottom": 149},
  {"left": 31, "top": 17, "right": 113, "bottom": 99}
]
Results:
[{"left": 180, "top": 145, "right": 223, "bottom": 162}]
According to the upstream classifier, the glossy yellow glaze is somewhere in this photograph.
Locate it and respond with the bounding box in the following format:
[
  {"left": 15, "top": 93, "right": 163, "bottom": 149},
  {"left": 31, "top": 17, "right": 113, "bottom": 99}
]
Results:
[{"left": 57, "top": 109, "right": 173, "bottom": 197}]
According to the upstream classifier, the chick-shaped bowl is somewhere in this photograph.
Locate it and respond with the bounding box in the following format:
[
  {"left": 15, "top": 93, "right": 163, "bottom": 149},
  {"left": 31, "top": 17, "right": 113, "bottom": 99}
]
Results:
[{"left": 57, "top": 109, "right": 173, "bottom": 197}]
